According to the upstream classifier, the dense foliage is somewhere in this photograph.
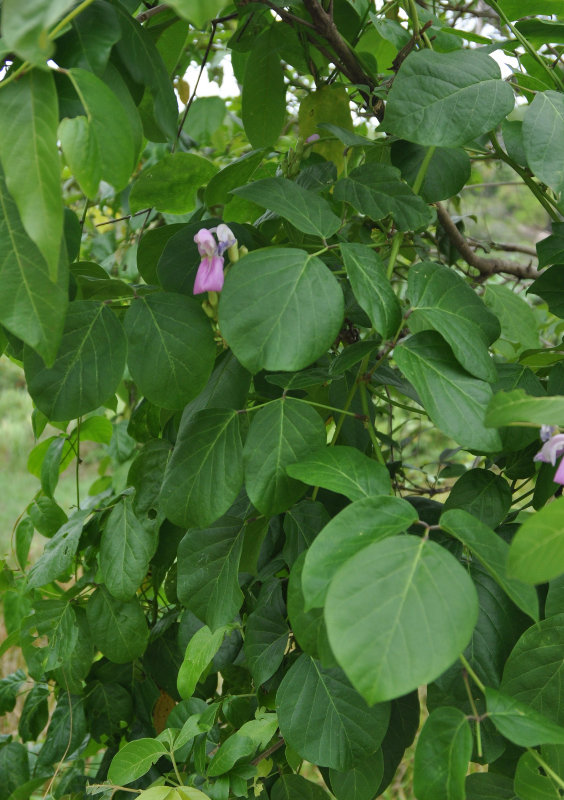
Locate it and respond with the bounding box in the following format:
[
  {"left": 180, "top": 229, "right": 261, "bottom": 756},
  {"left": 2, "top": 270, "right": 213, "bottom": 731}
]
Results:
[{"left": 3, "top": 0, "right": 564, "bottom": 798}]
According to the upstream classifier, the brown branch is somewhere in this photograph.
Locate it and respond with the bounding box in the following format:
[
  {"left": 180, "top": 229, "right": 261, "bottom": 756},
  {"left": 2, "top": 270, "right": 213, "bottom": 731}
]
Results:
[
  {"left": 467, "top": 237, "right": 538, "bottom": 257},
  {"left": 435, "top": 202, "right": 540, "bottom": 280},
  {"left": 251, "top": 738, "right": 285, "bottom": 765},
  {"left": 136, "top": 2, "right": 169, "bottom": 22}
]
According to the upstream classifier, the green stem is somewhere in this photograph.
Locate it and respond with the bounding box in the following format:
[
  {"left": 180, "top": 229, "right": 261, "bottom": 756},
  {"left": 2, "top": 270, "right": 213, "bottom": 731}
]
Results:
[
  {"left": 0, "top": 61, "right": 30, "bottom": 88},
  {"left": 406, "top": 0, "right": 420, "bottom": 39},
  {"left": 169, "top": 750, "right": 183, "bottom": 787},
  {"left": 75, "top": 418, "right": 81, "bottom": 510},
  {"left": 330, "top": 361, "right": 365, "bottom": 445},
  {"left": 487, "top": 0, "right": 564, "bottom": 92},
  {"left": 49, "top": 0, "right": 98, "bottom": 38},
  {"left": 528, "top": 749, "right": 564, "bottom": 792},
  {"left": 459, "top": 654, "right": 485, "bottom": 694},
  {"left": 412, "top": 146, "right": 436, "bottom": 195},
  {"left": 462, "top": 670, "right": 483, "bottom": 758},
  {"left": 359, "top": 370, "right": 385, "bottom": 465},
  {"left": 386, "top": 233, "right": 403, "bottom": 279},
  {"left": 293, "top": 397, "right": 365, "bottom": 419}
]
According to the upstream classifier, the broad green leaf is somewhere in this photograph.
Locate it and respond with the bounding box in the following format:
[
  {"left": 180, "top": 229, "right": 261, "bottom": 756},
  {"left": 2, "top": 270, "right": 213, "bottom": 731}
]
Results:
[
  {"left": 287, "top": 553, "right": 334, "bottom": 665},
  {"left": 108, "top": 739, "right": 168, "bottom": 786},
  {"left": 1, "top": 0, "right": 74, "bottom": 64},
  {"left": 85, "top": 680, "right": 133, "bottom": 740},
  {"left": 440, "top": 509, "right": 538, "bottom": 620},
  {"left": 27, "top": 510, "right": 89, "bottom": 589},
  {"left": 52, "top": 607, "right": 93, "bottom": 694},
  {"left": 325, "top": 535, "right": 479, "bottom": 703},
  {"left": 86, "top": 587, "right": 149, "bottom": 664},
  {"left": 124, "top": 292, "right": 215, "bottom": 410},
  {"left": 391, "top": 141, "right": 470, "bottom": 202},
  {"left": 0, "top": 70, "right": 63, "bottom": 280},
  {"left": 465, "top": 773, "right": 517, "bottom": 799},
  {"left": 283, "top": 499, "right": 330, "bottom": 566},
  {"left": 245, "top": 581, "right": 289, "bottom": 686},
  {"left": 0, "top": 743, "right": 29, "bottom": 800},
  {"left": 232, "top": 178, "right": 341, "bottom": 239},
  {"left": 442, "top": 468, "right": 512, "bottom": 528},
  {"left": 220, "top": 248, "right": 344, "bottom": 373},
  {"left": 24, "top": 301, "right": 127, "bottom": 421},
  {"left": 129, "top": 153, "right": 217, "bottom": 214},
  {"left": 298, "top": 85, "right": 355, "bottom": 172},
  {"left": 334, "top": 164, "right": 432, "bottom": 231},
  {"left": 340, "top": 243, "right": 401, "bottom": 338},
  {"left": 179, "top": 350, "right": 251, "bottom": 426},
  {"left": 59, "top": 68, "right": 135, "bottom": 198},
  {"left": 114, "top": 5, "right": 179, "bottom": 140},
  {"left": 271, "top": 775, "right": 330, "bottom": 800},
  {"left": 166, "top": 0, "right": 226, "bottom": 28},
  {"left": 486, "top": 388, "right": 564, "bottom": 427},
  {"left": 537, "top": 222, "right": 564, "bottom": 268},
  {"left": 177, "top": 517, "right": 244, "bottom": 630},
  {"left": 486, "top": 688, "right": 564, "bottom": 746},
  {"left": 523, "top": 91, "right": 564, "bottom": 194},
  {"left": 507, "top": 497, "right": 564, "bottom": 584},
  {"left": 177, "top": 625, "right": 227, "bottom": 699},
  {"left": 40, "top": 437, "right": 64, "bottom": 498},
  {"left": 286, "top": 445, "right": 390, "bottom": 501},
  {"left": 276, "top": 654, "right": 390, "bottom": 770},
  {"left": 242, "top": 28, "right": 286, "bottom": 148},
  {"left": 501, "top": 614, "right": 564, "bottom": 724},
  {"left": 395, "top": 331, "right": 502, "bottom": 452},
  {"left": 55, "top": 0, "right": 121, "bottom": 75},
  {"left": 36, "top": 693, "right": 86, "bottom": 770},
  {"left": 484, "top": 284, "right": 539, "bottom": 351},
  {"left": 137, "top": 224, "right": 185, "bottom": 285},
  {"left": 0, "top": 670, "right": 26, "bottom": 714},
  {"left": 206, "top": 149, "right": 264, "bottom": 207},
  {"left": 160, "top": 410, "right": 244, "bottom": 528},
  {"left": 529, "top": 265, "right": 564, "bottom": 318},
  {"left": 377, "top": 693, "right": 421, "bottom": 796},
  {"left": 0, "top": 166, "right": 67, "bottom": 365},
  {"left": 100, "top": 496, "right": 158, "bottom": 600},
  {"left": 491, "top": 0, "right": 562, "bottom": 19},
  {"left": 413, "top": 707, "right": 472, "bottom": 800},
  {"left": 207, "top": 734, "right": 256, "bottom": 777},
  {"left": 384, "top": 50, "right": 514, "bottom": 146},
  {"left": 302, "top": 496, "right": 417, "bottom": 609},
  {"left": 243, "top": 397, "right": 326, "bottom": 515},
  {"left": 514, "top": 751, "right": 560, "bottom": 800},
  {"left": 329, "top": 751, "right": 384, "bottom": 800}
]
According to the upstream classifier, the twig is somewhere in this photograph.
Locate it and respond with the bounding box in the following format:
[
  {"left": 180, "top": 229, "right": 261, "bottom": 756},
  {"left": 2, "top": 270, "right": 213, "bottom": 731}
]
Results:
[
  {"left": 467, "top": 237, "right": 537, "bottom": 257},
  {"left": 95, "top": 207, "right": 152, "bottom": 227},
  {"left": 435, "top": 202, "right": 540, "bottom": 280},
  {"left": 251, "top": 738, "right": 285, "bottom": 765},
  {"left": 136, "top": 2, "right": 169, "bottom": 22}
]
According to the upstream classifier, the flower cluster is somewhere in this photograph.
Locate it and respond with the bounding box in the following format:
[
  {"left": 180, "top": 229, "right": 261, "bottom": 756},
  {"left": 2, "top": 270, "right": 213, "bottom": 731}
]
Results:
[
  {"left": 534, "top": 425, "right": 564, "bottom": 484},
  {"left": 193, "top": 224, "right": 236, "bottom": 295}
]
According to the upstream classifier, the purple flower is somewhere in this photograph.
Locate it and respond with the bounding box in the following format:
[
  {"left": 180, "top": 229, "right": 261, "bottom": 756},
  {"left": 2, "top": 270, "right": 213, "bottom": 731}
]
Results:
[
  {"left": 305, "top": 133, "right": 320, "bottom": 143},
  {"left": 193, "top": 225, "right": 236, "bottom": 295},
  {"left": 534, "top": 431, "right": 564, "bottom": 485}
]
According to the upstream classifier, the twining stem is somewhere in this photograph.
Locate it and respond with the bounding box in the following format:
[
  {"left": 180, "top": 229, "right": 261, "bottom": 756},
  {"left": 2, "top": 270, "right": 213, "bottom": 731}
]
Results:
[
  {"left": 75, "top": 417, "right": 81, "bottom": 510},
  {"left": 462, "top": 670, "right": 483, "bottom": 758},
  {"left": 358, "top": 357, "right": 386, "bottom": 465},
  {"left": 459, "top": 654, "right": 485, "bottom": 693}
]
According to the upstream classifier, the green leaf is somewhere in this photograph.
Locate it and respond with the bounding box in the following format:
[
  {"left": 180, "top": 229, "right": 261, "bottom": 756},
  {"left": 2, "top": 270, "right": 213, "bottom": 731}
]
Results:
[
  {"left": 486, "top": 388, "right": 564, "bottom": 427},
  {"left": 27, "top": 510, "right": 89, "bottom": 589},
  {"left": 507, "top": 497, "right": 564, "bottom": 584},
  {"left": 59, "top": 68, "right": 135, "bottom": 198},
  {"left": 220, "top": 248, "right": 344, "bottom": 373},
  {"left": 244, "top": 581, "right": 289, "bottom": 686},
  {"left": 0, "top": 165, "right": 67, "bottom": 365},
  {"left": 484, "top": 284, "right": 539, "bottom": 351},
  {"left": 1, "top": 0, "right": 74, "bottom": 64},
  {"left": 232, "top": 178, "right": 341, "bottom": 239},
  {"left": 18, "top": 684, "right": 48, "bottom": 742},
  {"left": 523, "top": 91, "right": 564, "bottom": 194},
  {"left": 442, "top": 468, "right": 512, "bottom": 528},
  {"left": 394, "top": 331, "right": 502, "bottom": 452},
  {"left": 501, "top": 614, "right": 564, "bottom": 724},
  {"left": 114, "top": 5, "right": 179, "bottom": 140},
  {"left": 391, "top": 141, "right": 470, "bottom": 202},
  {"left": 286, "top": 445, "right": 390, "bottom": 501},
  {"left": 177, "top": 517, "right": 245, "bottom": 630},
  {"left": 177, "top": 625, "right": 227, "bottom": 699},
  {"left": 384, "top": 49, "right": 514, "bottom": 146},
  {"left": 440, "top": 509, "right": 539, "bottom": 620},
  {"left": 492, "top": 0, "right": 562, "bottom": 19},
  {"left": 36, "top": 693, "right": 86, "bottom": 770},
  {"left": 85, "top": 681, "right": 133, "bottom": 740},
  {"left": 179, "top": 350, "right": 251, "bottom": 426},
  {"left": 108, "top": 739, "right": 168, "bottom": 786},
  {"left": 407, "top": 261, "right": 500, "bottom": 381},
  {"left": 137, "top": 224, "right": 185, "bottom": 285},
  {"left": 287, "top": 553, "right": 334, "bottom": 665},
  {"left": 537, "top": 223, "right": 564, "bottom": 268},
  {"left": 271, "top": 775, "right": 330, "bottom": 800},
  {"left": 0, "top": 670, "right": 26, "bottom": 714},
  {"left": 160, "top": 409, "right": 244, "bottom": 528},
  {"left": 129, "top": 154, "right": 217, "bottom": 214},
  {"left": 486, "top": 687, "right": 564, "bottom": 747},
  {"left": 340, "top": 243, "right": 401, "bottom": 339},
  {"left": 242, "top": 28, "right": 286, "bottom": 148},
  {"left": 243, "top": 398, "right": 326, "bottom": 515},
  {"left": 164, "top": 0, "right": 226, "bottom": 29},
  {"left": 276, "top": 654, "right": 390, "bottom": 770},
  {"left": 529, "top": 265, "right": 564, "bottom": 318},
  {"left": 206, "top": 149, "right": 264, "bottom": 208},
  {"left": 86, "top": 587, "right": 149, "bottom": 664},
  {"left": 298, "top": 86, "right": 355, "bottom": 172},
  {"left": 333, "top": 164, "right": 432, "bottom": 231},
  {"left": 24, "top": 300, "right": 127, "bottom": 421},
  {"left": 55, "top": 0, "right": 121, "bottom": 75},
  {"left": 100, "top": 496, "right": 158, "bottom": 600},
  {"left": 465, "top": 773, "right": 517, "bottom": 800},
  {"left": 124, "top": 292, "right": 215, "bottom": 410},
  {"left": 40, "top": 436, "right": 64, "bottom": 497},
  {"left": 302, "top": 496, "right": 417, "bottom": 609},
  {"left": 283, "top": 499, "right": 330, "bottom": 566},
  {"left": 0, "top": 70, "right": 63, "bottom": 281},
  {"left": 514, "top": 751, "right": 560, "bottom": 800},
  {"left": 329, "top": 751, "right": 385, "bottom": 800},
  {"left": 325, "top": 535, "right": 479, "bottom": 703},
  {"left": 413, "top": 707, "right": 472, "bottom": 800}
]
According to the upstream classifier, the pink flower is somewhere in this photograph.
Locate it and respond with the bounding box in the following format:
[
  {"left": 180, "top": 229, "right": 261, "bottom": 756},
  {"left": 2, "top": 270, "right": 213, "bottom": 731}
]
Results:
[
  {"left": 193, "top": 225, "right": 236, "bottom": 295},
  {"left": 534, "top": 431, "right": 564, "bottom": 485}
]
